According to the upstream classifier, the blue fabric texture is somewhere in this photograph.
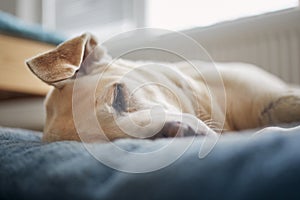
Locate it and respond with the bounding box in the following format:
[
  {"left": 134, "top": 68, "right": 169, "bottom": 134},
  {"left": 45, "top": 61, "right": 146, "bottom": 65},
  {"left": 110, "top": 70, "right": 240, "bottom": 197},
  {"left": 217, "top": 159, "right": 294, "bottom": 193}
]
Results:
[
  {"left": 1, "top": 126, "right": 300, "bottom": 200},
  {"left": 0, "top": 11, "right": 65, "bottom": 45}
]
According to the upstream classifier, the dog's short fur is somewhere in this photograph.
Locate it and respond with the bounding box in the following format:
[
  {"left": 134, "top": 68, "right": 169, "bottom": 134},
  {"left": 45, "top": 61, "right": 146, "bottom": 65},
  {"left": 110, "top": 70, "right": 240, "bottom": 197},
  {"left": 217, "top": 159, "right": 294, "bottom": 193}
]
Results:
[{"left": 26, "top": 33, "right": 300, "bottom": 142}]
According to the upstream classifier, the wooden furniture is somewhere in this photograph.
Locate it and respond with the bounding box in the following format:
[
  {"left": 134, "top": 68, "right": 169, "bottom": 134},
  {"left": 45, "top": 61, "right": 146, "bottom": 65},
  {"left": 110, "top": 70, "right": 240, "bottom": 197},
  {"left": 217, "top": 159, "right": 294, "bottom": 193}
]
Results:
[
  {"left": 0, "top": 34, "right": 54, "bottom": 96},
  {"left": 0, "top": 34, "right": 56, "bottom": 130}
]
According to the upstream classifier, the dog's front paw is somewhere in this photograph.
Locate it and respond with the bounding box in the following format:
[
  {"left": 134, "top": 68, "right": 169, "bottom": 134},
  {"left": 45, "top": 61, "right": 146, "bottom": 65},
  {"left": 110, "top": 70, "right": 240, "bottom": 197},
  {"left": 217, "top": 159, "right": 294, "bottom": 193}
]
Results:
[{"left": 152, "top": 121, "right": 206, "bottom": 139}]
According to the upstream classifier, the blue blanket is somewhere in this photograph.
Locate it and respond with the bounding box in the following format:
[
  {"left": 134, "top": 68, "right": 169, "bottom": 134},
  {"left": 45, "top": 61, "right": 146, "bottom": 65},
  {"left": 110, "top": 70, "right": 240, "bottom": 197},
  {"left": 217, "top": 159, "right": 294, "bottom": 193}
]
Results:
[{"left": 1, "top": 126, "right": 300, "bottom": 200}]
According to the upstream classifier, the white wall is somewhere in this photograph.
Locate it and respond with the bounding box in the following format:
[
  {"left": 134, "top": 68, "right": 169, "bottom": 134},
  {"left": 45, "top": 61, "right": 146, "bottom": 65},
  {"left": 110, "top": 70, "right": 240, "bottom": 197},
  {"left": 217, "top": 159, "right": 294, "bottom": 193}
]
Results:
[
  {"left": 0, "top": 0, "right": 42, "bottom": 24},
  {"left": 0, "top": 0, "right": 18, "bottom": 15}
]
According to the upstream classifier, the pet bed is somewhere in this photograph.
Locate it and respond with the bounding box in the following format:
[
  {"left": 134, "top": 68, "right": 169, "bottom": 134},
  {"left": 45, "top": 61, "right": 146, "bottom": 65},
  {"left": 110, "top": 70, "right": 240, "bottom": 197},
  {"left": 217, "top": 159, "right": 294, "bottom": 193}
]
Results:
[{"left": 1, "top": 126, "right": 300, "bottom": 200}]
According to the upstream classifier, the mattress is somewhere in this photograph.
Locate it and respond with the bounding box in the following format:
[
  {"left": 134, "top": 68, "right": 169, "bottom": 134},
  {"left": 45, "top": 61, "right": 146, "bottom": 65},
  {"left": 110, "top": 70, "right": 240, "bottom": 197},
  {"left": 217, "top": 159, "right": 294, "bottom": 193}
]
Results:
[{"left": 1, "top": 126, "right": 300, "bottom": 200}]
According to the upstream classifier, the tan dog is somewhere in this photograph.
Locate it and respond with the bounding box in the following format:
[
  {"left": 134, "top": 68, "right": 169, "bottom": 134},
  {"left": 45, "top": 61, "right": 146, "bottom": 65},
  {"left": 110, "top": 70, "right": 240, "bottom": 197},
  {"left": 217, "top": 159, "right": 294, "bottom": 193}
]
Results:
[{"left": 26, "top": 33, "right": 300, "bottom": 142}]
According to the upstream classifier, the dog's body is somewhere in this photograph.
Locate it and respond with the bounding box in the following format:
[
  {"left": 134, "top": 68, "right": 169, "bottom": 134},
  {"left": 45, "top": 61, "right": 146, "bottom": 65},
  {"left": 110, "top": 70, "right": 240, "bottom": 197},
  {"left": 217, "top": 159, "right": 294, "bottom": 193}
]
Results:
[{"left": 26, "top": 33, "right": 300, "bottom": 142}]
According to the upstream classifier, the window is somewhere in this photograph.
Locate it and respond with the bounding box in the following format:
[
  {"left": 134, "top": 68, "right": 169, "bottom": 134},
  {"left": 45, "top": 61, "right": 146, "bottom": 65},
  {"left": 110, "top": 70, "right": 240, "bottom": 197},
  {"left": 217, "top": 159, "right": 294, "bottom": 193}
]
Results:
[
  {"left": 146, "top": 0, "right": 299, "bottom": 30},
  {"left": 42, "top": 0, "right": 145, "bottom": 39}
]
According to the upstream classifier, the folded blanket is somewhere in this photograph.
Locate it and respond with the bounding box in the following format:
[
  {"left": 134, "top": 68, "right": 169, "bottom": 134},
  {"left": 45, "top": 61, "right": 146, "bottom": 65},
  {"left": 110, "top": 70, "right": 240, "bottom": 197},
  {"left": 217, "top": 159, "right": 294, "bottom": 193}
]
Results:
[{"left": 1, "top": 126, "right": 300, "bottom": 200}]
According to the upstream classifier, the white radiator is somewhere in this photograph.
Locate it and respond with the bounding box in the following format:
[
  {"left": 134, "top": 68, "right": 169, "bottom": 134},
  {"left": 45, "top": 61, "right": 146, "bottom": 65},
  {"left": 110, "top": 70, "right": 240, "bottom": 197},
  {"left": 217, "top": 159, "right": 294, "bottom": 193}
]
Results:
[
  {"left": 191, "top": 9, "right": 300, "bottom": 85},
  {"left": 205, "top": 29, "right": 300, "bottom": 85},
  {"left": 107, "top": 9, "right": 300, "bottom": 85}
]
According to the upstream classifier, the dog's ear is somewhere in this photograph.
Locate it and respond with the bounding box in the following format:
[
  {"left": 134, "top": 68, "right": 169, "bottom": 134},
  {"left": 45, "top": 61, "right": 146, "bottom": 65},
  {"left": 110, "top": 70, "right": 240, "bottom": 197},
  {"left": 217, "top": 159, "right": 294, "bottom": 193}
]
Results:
[{"left": 26, "top": 33, "right": 101, "bottom": 88}]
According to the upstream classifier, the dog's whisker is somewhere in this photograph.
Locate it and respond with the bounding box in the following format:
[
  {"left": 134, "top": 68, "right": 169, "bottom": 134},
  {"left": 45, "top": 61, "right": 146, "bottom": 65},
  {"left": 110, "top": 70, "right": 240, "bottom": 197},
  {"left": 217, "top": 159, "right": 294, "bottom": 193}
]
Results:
[
  {"left": 197, "top": 112, "right": 211, "bottom": 121},
  {"left": 204, "top": 120, "right": 220, "bottom": 125},
  {"left": 203, "top": 118, "right": 222, "bottom": 123},
  {"left": 203, "top": 120, "right": 215, "bottom": 125},
  {"left": 204, "top": 121, "right": 223, "bottom": 127},
  {"left": 211, "top": 128, "right": 226, "bottom": 133},
  {"left": 204, "top": 122, "right": 227, "bottom": 133}
]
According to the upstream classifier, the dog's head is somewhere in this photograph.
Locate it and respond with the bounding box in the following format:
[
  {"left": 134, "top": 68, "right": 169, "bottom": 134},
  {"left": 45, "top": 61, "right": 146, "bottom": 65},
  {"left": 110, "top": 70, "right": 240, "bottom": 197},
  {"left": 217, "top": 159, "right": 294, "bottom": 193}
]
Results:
[{"left": 27, "top": 33, "right": 140, "bottom": 142}]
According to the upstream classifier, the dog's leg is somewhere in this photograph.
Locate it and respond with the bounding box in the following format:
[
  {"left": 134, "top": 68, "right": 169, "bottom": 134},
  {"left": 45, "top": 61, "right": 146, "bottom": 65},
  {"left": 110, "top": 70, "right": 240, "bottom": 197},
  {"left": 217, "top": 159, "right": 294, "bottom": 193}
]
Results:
[{"left": 259, "top": 89, "right": 300, "bottom": 126}]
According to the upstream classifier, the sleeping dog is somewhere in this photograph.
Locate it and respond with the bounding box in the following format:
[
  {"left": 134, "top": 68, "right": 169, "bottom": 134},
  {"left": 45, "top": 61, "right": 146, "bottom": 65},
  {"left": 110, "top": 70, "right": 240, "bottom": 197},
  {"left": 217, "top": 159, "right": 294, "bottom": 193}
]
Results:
[{"left": 26, "top": 33, "right": 300, "bottom": 142}]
